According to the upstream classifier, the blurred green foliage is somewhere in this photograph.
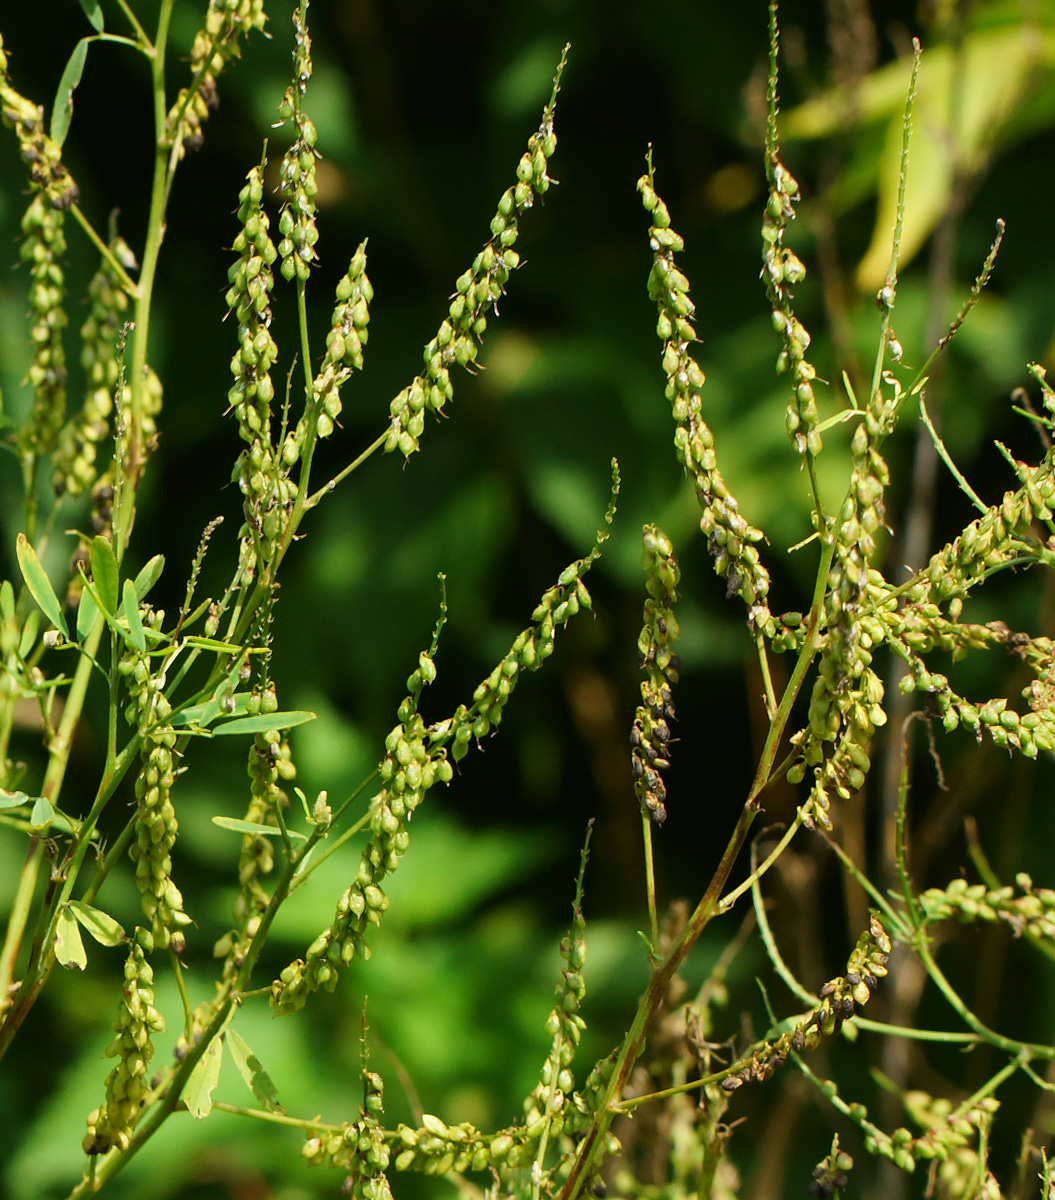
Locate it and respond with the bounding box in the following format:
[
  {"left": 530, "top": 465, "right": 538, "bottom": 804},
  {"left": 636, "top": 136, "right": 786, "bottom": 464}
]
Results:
[{"left": 5, "top": 1, "right": 1055, "bottom": 1197}]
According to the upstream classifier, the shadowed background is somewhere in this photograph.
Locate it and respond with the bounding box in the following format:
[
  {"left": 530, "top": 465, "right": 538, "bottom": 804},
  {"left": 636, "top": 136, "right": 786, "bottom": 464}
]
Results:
[{"left": 4, "top": 1, "right": 1055, "bottom": 1196}]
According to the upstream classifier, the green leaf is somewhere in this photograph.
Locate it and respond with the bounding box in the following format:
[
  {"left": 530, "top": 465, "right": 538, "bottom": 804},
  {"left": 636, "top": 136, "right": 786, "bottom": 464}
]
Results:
[
  {"left": 212, "top": 816, "right": 305, "bottom": 841},
  {"left": 76, "top": 583, "right": 99, "bottom": 643},
  {"left": 55, "top": 909, "right": 87, "bottom": 970},
  {"left": 225, "top": 1029, "right": 285, "bottom": 1114},
  {"left": 30, "top": 797, "right": 55, "bottom": 829},
  {"left": 184, "top": 1037, "right": 223, "bottom": 1119},
  {"left": 170, "top": 692, "right": 253, "bottom": 730},
  {"left": 211, "top": 711, "right": 317, "bottom": 736},
  {"left": 50, "top": 37, "right": 91, "bottom": 148},
  {"left": 90, "top": 536, "right": 119, "bottom": 616},
  {"left": 16, "top": 534, "right": 69, "bottom": 639},
  {"left": 18, "top": 610, "right": 40, "bottom": 660},
  {"left": 0, "top": 789, "right": 37, "bottom": 810},
  {"left": 122, "top": 578, "right": 145, "bottom": 653},
  {"left": 0, "top": 579, "right": 14, "bottom": 622},
  {"left": 67, "top": 900, "right": 125, "bottom": 947},
  {"left": 77, "top": 0, "right": 104, "bottom": 32},
  {"left": 134, "top": 555, "right": 165, "bottom": 601},
  {"left": 182, "top": 636, "right": 252, "bottom": 653}
]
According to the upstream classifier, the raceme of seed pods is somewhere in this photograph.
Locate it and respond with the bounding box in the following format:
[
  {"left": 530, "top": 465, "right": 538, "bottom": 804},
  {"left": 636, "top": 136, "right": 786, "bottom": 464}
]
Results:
[{"left": 5, "top": 2, "right": 1055, "bottom": 1198}]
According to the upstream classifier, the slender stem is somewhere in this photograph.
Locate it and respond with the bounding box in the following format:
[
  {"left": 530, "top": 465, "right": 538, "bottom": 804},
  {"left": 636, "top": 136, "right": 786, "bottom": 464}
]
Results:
[
  {"left": 113, "top": 0, "right": 174, "bottom": 557},
  {"left": 211, "top": 1101, "right": 321, "bottom": 1128},
  {"left": 171, "top": 951, "right": 195, "bottom": 1040},
  {"left": 0, "top": 835, "right": 45, "bottom": 1014},
  {"left": 69, "top": 206, "right": 141, "bottom": 299},
  {"left": 917, "top": 395, "right": 986, "bottom": 513},
  {"left": 558, "top": 539, "right": 835, "bottom": 1200},
  {"left": 894, "top": 715, "right": 922, "bottom": 930},
  {"left": 641, "top": 814, "right": 659, "bottom": 953},
  {"left": 720, "top": 811, "right": 803, "bottom": 913},
  {"left": 305, "top": 429, "right": 390, "bottom": 509},
  {"left": 114, "top": 0, "right": 150, "bottom": 45},
  {"left": 915, "top": 939, "right": 1055, "bottom": 1059},
  {"left": 753, "top": 630, "right": 778, "bottom": 720}
]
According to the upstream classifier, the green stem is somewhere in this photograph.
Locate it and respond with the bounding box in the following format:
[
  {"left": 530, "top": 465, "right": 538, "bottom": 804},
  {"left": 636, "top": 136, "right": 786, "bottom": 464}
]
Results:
[
  {"left": 69, "top": 205, "right": 141, "bottom": 299},
  {"left": 915, "top": 939, "right": 1055, "bottom": 1059},
  {"left": 305, "top": 429, "right": 390, "bottom": 509},
  {"left": 720, "top": 811, "right": 803, "bottom": 914},
  {"left": 894, "top": 716, "right": 922, "bottom": 930},
  {"left": 0, "top": 835, "right": 45, "bottom": 1017},
  {"left": 641, "top": 814, "right": 659, "bottom": 953},
  {"left": 557, "top": 538, "right": 834, "bottom": 1200},
  {"left": 112, "top": 0, "right": 174, "bottom": 558}
]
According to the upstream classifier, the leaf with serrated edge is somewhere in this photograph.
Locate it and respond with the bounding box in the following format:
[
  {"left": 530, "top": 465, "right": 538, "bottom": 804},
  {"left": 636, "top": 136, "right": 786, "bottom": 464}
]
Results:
[
  {"left": 67, "top": 900, "right": 126, "bottom": 947},
  {"left": 185, "top": 1037, "right": 223, "bottom": 1119},
  {"left": 226, "top": 1029, "right": 285, "bottom": 1113},
  {"left": 16, "top": 534, "right": 69, "bottom": 638},
  {"left": 90, "top": 536, "right": 119, "bottom": 616},
  {"left": 55, "top": 909, "right": 87, "bottom": 969},
  {"left": 212, "top": 711, "right": 316, "bottom": 736}
]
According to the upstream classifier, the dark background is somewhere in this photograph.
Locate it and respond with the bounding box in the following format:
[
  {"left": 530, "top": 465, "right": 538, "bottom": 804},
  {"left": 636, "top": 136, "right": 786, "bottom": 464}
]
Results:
[{"left": 4, "top": 1, "right": 1055, "bottom": 1197}]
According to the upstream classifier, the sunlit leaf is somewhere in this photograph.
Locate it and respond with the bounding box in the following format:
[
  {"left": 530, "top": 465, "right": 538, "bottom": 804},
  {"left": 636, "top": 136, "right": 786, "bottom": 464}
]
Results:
[
  {"left": 90, "top": 536, "right": 119, "bottom": 616},
  {"left": 133, "top": 555, "right": 165, "bottom": 601},
  {"left": 55, "top": 909, "right": 87, "bottom": 970},
  {"left": 18, "top": 609, "right": 40, "bottom": 660},
  {"left": 212, "top": 816, "right": 305, "bottom": 840},
  {"left": 76, "top": 582, "right": 99, "bottom": 643},
  {"left": 184, "top": 1037, "right": 223, "bottom": 1119},
  {"left": 170, "top": 692, "right": 253, "bottom": 730},
  {"left": 211, "top": 711, "right": 316, "bottom": 736},
  {"left": 225, "top": 1029, "right": 285, "bottom": 1113},
  {"left": 0, "top": 789, "right": 36, "bottom": 810},
  {"left": 122, "top": 578, "right": 145, "bottom": 653},
  {"left": 30, "top": 797, "right": 55, "bottom": 829},
  {"left": 67, "top": 900, "right": 125, "bottom": 947},
  {"left": 16, "top": 534, "right": 69, "bottom": 639},
  {"left": 783, "top": 27, "right": 1047, "bottom": 291}
]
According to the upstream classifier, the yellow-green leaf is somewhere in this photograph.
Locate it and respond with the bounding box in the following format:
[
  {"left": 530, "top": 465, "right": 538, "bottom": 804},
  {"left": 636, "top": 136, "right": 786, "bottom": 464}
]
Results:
[
  {"left": 90, "top": 536, "right": 119, "bottom": 616},
  {"left": 16, "top": 534, "right": 69, "bottom": 639},
  {"left": 226, "top": 1029, "right": 285, "bottom": 1114},
  {"left": 55, "top": 909, "right": 87, "bottom": 970},
  {"left": 185, "top": 1037, "right": 223, "bottom": 1119},
  {"left": 122, "top": 578, "right": 145, "bottom": 653},
  {"left": 30, "top": 797, "right": 55, "bottom": 830},
  {"left": 212, "top": 711, "right": 316, "bottom": 736},
  {"left": 134, "top": 555, "right": 165, "bottom": 601},
  {"left": 67, "top": 900, "right": 126, "bottom": 947},
  {"left": 76, "top": 582, "right": 99, "bottom": 643}
]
